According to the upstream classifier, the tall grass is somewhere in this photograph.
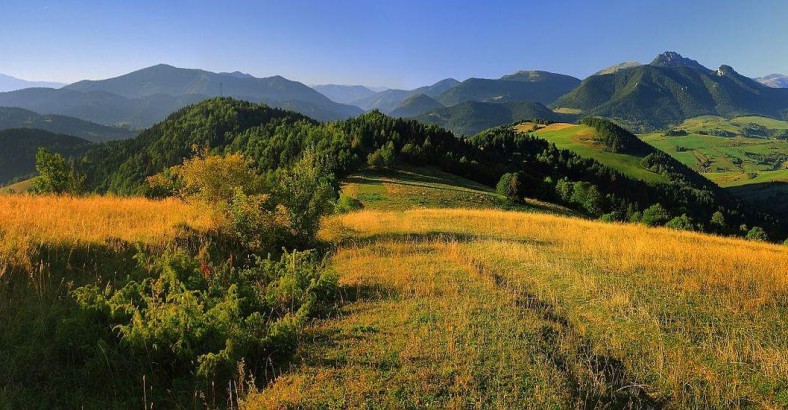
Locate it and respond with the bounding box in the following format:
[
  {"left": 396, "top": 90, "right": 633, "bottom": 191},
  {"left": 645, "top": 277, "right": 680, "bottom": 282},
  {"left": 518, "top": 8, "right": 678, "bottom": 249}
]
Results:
[{"left": 0, "top": 194, "right": 214, "bottom": 273}]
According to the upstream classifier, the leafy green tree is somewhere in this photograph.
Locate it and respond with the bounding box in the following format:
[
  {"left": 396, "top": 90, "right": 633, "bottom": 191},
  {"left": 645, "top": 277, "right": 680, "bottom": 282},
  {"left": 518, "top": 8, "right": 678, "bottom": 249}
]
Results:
[
  {"left": 641, "top": 203, "right": 670, "bottom": 226},
  {"left": 276, "top": 149, "right": 338, "bottom": 247},
  {"left": 746, "top": 226, "right": 769, "bottom": 242},
  {"left": 31, "top": 148, "right": 84, "bottom": 195},
  {"left": 367, "top": 141, "right": 396, "bottom": 169},
  {"left": 496, "top": 172, "right": 524, "bottom": 202}
]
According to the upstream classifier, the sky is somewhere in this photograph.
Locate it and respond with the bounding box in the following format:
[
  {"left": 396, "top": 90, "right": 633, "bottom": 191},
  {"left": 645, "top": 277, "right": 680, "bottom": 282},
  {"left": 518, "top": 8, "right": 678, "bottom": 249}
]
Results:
[{"left": 0, "top": 0, "right": 786, "bottom": 89}]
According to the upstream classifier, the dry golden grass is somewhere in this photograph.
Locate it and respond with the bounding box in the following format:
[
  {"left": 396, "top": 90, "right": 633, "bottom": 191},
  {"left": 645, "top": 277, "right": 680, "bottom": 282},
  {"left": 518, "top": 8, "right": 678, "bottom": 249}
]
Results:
[
  {"left": 0, "top": 194, "right": 214, "bottom": 272},
  {"left": 251, "top": 208, "right": 788, "bottom": 408}
]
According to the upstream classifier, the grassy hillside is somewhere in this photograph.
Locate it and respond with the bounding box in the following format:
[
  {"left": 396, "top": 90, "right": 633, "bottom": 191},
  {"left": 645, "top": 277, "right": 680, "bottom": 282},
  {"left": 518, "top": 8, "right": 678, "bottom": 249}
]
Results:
[
  {"left": 247, "top": 207, "right": 788, "bottom": 408},
  {"left": 340, "top": 166, "right": 572, "bottom": 214},
  {"left": 517, "top": 122, "right": 669, "bottom": 183}
]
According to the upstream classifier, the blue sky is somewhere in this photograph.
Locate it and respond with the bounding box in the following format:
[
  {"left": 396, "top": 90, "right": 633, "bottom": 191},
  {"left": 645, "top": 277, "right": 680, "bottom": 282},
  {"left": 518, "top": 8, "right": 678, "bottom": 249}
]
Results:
[{"left": 0, "top": 0, "right": 786, "bottom": 88}]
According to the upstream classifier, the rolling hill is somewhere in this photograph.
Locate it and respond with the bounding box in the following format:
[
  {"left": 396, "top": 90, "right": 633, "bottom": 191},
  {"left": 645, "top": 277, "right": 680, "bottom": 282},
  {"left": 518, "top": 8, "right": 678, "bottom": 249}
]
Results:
[
  {"left": 552, "top": 52, "right": 788, "bottom": 131},
  {"left": 415, "top": 100, "right": 572, "bottom": 136},
  {"left": 389, "top": 93, "right": 444, "bottom": 118},
  {"left": 0, "top": 107, "right": 136, "bottom": 141},
  {"left": 311, "top": 84, "right": 378, "bottom": 104},
  {"left": 436, "top": 70, "right": 580, "bottom": 106},
  {"left": 638, "top": 115, "right": 788, "bottom": 219},
  {"left": 351, "top": 78, "right": 460, "bottom": 113},
  {"left": 0, "top": 128, "right": 92, "bottom": 185}
]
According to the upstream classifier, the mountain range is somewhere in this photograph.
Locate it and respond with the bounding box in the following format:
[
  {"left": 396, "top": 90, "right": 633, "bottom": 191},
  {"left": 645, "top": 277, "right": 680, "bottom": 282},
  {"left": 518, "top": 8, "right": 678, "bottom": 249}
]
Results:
[
  {"left": 0, "top": 65, "right": 362, "bottom": 128},
  {"left": 0, "top": 73, "right": 64, "bottom": 92},
  {"left": 0, "top": 52, "right": 786, "bottom": 137}
]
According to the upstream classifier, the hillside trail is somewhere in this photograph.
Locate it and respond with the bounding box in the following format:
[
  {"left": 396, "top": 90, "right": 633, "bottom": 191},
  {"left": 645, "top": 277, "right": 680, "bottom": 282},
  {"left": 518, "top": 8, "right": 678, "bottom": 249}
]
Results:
[{"left": 244, "top": 231, "right": 662, "bottom": 408}]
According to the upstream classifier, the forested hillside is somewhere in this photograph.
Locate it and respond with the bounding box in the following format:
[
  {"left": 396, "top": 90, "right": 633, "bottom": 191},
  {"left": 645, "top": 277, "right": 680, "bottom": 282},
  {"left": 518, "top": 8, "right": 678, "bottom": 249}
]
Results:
[{"left": 79, "top": 98, "right": 783, "bottom": 240}]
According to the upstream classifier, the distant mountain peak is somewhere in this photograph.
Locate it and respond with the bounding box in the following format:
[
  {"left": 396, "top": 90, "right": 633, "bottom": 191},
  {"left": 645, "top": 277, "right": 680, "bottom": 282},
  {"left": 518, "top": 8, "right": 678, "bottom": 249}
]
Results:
[
  {"left": 650, "top": 51, "right": 710, "bottom": 71},
  {"left": 756, "top": 73, "right": 788, "bottom": 88}
]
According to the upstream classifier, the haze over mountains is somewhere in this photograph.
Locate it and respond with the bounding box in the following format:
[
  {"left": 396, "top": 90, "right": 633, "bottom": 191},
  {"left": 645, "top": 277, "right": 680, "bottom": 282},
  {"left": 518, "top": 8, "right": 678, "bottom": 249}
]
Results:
[{"left": 0, "top": 73, "right": 64, "bottom": 92}]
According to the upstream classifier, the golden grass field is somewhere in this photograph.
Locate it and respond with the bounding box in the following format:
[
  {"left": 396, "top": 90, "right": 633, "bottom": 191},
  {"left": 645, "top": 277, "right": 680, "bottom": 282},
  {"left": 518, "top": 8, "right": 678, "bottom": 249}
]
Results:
[
  {"left": 248, "top": 209, "right": 788, "bottom": 408},
  {"left": 0, "top": 195, "right": 214, "bottom": 273},
  {"left": 1, "top": 191, "right": 787, "bottom": 407}
]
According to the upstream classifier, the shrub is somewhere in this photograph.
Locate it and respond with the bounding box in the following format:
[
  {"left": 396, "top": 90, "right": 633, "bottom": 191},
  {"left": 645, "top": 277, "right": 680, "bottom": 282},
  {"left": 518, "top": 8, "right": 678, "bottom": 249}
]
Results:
[
  {"left": 666, "top": 214, "right": 695, "bottom": 231},
  {"left": 496, "top": 172, "right": 524, "bottom": 202},
  {"left": 746, "top": 226, "right": 769, "bottom": 242},
  {"left": 709, "top": 211, "right": 726, "bottom": 233},
  {"left": 73, "top": 248, "right": 337, "bottom": 390},
  {"left": 641, "top": 203, "right": 670, "bottom": 226}
]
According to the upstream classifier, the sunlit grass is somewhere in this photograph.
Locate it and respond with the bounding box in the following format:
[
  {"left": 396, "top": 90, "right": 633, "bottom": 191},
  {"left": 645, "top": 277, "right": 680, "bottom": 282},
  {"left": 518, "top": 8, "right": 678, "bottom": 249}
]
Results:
[{"left": 252, "top": 208, "right": 788, "bottom": 408}]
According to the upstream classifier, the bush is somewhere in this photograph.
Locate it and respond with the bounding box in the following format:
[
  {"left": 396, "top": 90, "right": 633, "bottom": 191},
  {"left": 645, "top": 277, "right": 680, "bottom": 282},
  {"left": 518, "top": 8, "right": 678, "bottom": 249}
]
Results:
[
  {"left": 73, "top": 248, "right": 337, "bottom": 392},
  {"left": 666, "top": 214, "right": 695, "bottom": 231},
  {"left": 641, "top": 203, "right": 670, "bottom": 226},
  {"left": 746, "top": 226, "right": 769, "bottom": 242}
]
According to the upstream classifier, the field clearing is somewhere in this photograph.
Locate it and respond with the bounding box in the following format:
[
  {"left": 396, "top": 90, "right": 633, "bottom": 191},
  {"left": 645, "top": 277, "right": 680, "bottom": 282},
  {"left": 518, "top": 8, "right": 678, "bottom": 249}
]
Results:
[
  {"left": 515, "top": 123, "right": 668, "bottom": 183},
  {"left": 341, "top": 166, "right": 572, "bottom": 214},
  {"left": 250, "top": 208, "right": 788, "bottom": 408}
]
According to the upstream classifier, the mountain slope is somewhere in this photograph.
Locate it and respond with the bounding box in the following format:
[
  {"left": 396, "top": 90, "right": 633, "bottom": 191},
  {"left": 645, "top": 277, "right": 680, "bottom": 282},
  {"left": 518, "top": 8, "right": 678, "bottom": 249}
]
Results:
[
  {"left": 552, "top": 52, "right": 788, "bottom": 130},
  {"left": 415, "top": 100, "right": 572, "bottom": 136},
  {"left": 436, "top": 71, "right": 580, "bottom": 106},
  {"left": 312, "top": 84, "right": 377, "bottom": 104},
  {"left": 0, "top": 73, "right": 64, "bottom": 92},
  {"left": 0, "top": 107, "right": 136, "bottom": 141},
  {"left": 594, "top": 61, "right": 642, "bottom": 76},
  {"left": 0, "top": 87, "right": 206, "bottom": 128},
  {"left": 390, "top": 94, "right": 444, "bottom": 118},
  {"left": 351, "top": 79, "right": 460, "bottom": 113},
  {"left": 0, "top": 128, "right": 91, "bottom": 185}
]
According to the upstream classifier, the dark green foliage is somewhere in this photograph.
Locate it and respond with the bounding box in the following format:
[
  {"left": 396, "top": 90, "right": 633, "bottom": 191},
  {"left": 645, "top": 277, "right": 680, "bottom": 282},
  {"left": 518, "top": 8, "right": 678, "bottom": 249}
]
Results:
[
  {"left": 367, "top": 141, "right": 397, "bottom": 169},
  {"left": 746, "top": 226, "right": 769, "bottom": 242},
  {"left": 31, "top": 148, "right": 85, "bottom": 195},
  {"left": 580, "top": 117, "right": 653, "bottom": 155},
  {"left": 0, "top": 128, "right": 92, "bottom": 185},
  {"left": 71, "top": 247, "right": 337, "bottom": 405}
]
